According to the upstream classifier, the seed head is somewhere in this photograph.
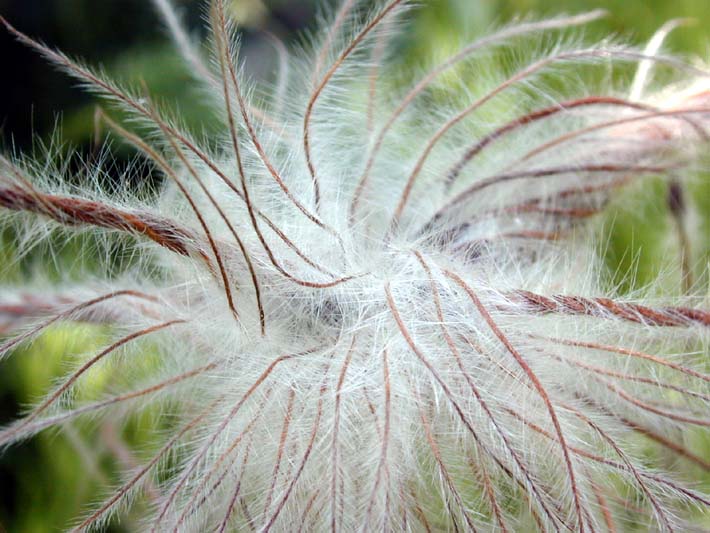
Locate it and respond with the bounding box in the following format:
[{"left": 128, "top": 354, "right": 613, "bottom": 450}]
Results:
[{"left": 1, "top": 1, "right": 710, "bottom": 532}]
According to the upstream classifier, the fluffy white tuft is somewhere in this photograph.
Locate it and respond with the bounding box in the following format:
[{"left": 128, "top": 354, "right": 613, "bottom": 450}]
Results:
[{"left": 1, "top": 1, "right": 710, "bottom": 531}]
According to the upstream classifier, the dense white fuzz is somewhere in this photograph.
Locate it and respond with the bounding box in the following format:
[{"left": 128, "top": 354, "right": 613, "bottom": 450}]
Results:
[{"left": 1, "top": 1, "right": 710, "bottom": 531}]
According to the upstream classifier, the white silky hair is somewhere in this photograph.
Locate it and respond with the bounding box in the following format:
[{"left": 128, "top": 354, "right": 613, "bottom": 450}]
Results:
[{"left": 1, "top": 0, "right": 710, "bottom": 531}]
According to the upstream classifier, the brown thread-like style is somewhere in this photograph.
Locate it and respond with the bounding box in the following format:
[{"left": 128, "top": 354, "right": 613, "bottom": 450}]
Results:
[
  {"left": 305, "top": 0, "right": 405, "bottom": 209},
  {"left": 349, "top": 11, "right": 607, "bottom": 220},
  {"left": 510, "top": 290, "right": 710, "bottom": 327},
  {"left": 0, "top": 186, "right": 201, "bottom": 258},
  {"left": 442, "top": 269, "right": 587, "bottom": 532}
]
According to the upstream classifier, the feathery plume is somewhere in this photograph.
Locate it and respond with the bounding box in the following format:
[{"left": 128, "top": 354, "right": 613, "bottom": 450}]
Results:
[{"left": 1, "top": 1, "right": 710, "bottom": 531}]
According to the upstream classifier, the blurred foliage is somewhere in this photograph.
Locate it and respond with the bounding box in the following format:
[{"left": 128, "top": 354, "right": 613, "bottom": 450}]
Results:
[{"left": 0, "top": 0, "right": 709, "bottom": 531}]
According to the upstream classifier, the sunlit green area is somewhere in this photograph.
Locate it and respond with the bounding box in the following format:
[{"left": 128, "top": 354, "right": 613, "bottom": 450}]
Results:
[{"left": 0, "top": 0, "right": 709, "bottom": 530}]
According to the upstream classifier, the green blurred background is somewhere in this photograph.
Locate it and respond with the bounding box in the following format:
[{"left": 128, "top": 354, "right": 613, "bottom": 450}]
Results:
[{"left": 0, "top": 0, "right": 708, "bottom": 531}]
